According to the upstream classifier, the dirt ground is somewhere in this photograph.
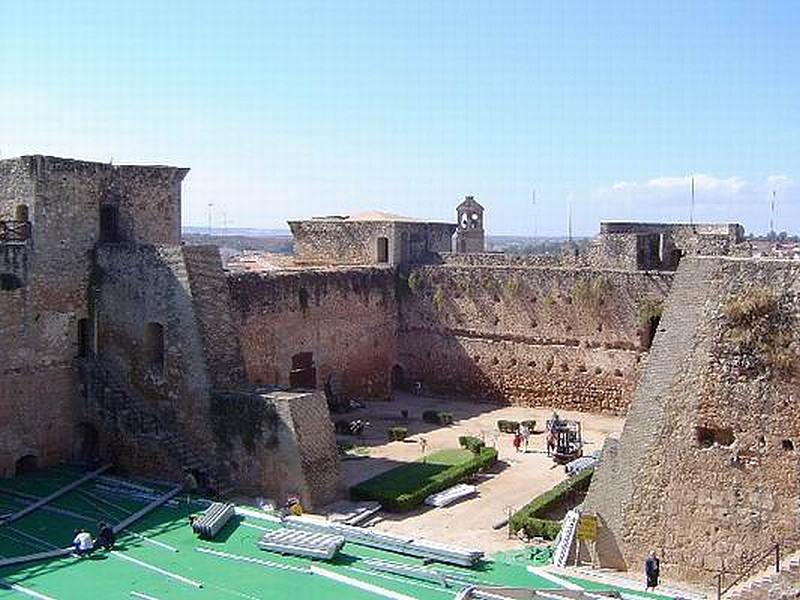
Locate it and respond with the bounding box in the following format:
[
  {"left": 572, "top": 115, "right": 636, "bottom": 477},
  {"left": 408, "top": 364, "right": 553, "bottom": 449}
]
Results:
[{"left": 330, "top": 391, "right": 625, "bottom": 554}]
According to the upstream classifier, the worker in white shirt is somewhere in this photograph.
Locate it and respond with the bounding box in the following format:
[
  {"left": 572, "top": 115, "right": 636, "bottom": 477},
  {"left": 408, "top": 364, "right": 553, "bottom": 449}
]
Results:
[{"left": 72, "top": 528, "right": 94, "bottom": 557}]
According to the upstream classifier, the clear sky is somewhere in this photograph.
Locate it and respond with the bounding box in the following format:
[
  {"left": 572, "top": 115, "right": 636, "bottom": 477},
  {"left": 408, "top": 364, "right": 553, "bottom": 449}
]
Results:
[{"left": 1, "top": 0, "right": 798, "bottom": 236}]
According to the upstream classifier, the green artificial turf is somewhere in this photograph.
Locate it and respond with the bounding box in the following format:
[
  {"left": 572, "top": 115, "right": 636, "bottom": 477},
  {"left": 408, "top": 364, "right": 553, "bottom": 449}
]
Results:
[{"left": 0, "top": 467, "right": 674, "bottom": 600}]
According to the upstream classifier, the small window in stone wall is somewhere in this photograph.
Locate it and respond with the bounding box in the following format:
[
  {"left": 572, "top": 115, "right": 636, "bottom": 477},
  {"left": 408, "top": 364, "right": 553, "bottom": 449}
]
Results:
[
  {"left": 377, "top": 237, "right": 389, "bottom": 263},
  {"left": 782, "top": 439, "right": 794, "bottom": 451},
  {"left": 144, "top": 322, "right": 165, "bottom": 378},
  {"left": 0, "top": 273, "right": 23, "bottom": 291},
  {"left": 298, "top": 287, "right": 309, "bottom": 312},
  {"left": 99, "top": 204, "right": 120, "bottom": 242},
  {"left": 696, "top": 426, "right": 735, "bottom": 448},
  {"left": 77, "top": 318, "right": 89, "bottom": 358}
]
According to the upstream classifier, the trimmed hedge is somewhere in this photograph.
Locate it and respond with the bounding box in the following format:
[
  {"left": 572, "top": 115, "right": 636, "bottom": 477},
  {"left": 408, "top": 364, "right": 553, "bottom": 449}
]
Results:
[
  {"left": 520, "top": 419, "right": 536, "bottom": 432},
  {"left": 509, "top": 467, "right": 594, "bottom": 540},
  {"left": 458, "top": 435, "right": 486, "bottom": 454},
  {"left": 423, "top": 410, "right": 454, "bottom": 426},
  {"left": 497, "top": 419, "right": 519, "bottom": 433},
  {"left": 351, "top": 447, "right": 498, "bottom": 511},
  {"left": 387, "top": 426, "right": 408, "bottom": 441}
]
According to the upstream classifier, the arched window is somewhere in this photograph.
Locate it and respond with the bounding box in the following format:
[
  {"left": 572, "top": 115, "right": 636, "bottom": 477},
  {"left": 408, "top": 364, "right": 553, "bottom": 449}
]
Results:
[
  {"left": 377, "top": 237, "right": 389, "bottom": 263},
  {"left": 99, "top": 204, "right": 120, "bottom": 242},
  {"left": 144, "top": 322, "right": 165, "bottom": 377}
]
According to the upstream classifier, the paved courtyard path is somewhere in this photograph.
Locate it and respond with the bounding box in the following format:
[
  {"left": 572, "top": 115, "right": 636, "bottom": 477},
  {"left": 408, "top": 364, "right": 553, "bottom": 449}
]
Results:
[{"left": 335, "top": 392, "right": 625, "bottom": 554}]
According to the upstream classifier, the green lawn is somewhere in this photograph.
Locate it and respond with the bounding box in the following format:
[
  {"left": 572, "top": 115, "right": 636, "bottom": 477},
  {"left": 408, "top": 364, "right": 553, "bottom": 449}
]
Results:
[{"left": 351, "top": 447, "right": 497, "bottom": 511}]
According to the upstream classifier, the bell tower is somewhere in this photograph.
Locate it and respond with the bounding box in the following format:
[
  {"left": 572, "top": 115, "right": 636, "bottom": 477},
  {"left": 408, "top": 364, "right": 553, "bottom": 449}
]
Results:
[{"left": 455, "top": 195, "right": 485, "bottom": 253}]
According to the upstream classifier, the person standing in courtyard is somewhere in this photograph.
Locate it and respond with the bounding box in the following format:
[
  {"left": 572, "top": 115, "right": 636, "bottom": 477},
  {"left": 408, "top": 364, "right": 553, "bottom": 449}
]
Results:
[
  {"left": 519, "top": 422, "right": 530, "bottom": 453},
  {"left": 512, "top": 430, "right": 522, "bottom": 453},
  {"left": 645, "top": 551, "right": 660, "bottom": 591}
]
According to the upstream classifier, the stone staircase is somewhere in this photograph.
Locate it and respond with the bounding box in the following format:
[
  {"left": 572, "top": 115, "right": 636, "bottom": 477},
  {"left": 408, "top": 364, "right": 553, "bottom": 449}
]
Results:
[
  {"left": 724, "top": 550, "right": 800, "bottom": 600},
  {"left": 551, "top": 565, "right": 709, "bottom": 599},
  {"left": 77, "top": 355, "right": 217, "bottom": 481}
]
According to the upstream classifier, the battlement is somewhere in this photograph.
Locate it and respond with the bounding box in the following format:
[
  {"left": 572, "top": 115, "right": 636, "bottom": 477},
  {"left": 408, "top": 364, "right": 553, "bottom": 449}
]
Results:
[{"left": 0, "top": 155, "right": 189, "bottom": 249}]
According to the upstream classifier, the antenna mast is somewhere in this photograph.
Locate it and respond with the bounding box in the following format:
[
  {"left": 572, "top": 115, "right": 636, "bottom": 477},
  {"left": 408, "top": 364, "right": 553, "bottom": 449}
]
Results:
[
  {"left": 567, "top": 192, "right": 573, "bottom": 242},
  {"left": 770, "top": 190, "right": 776, "bottom": 238}
]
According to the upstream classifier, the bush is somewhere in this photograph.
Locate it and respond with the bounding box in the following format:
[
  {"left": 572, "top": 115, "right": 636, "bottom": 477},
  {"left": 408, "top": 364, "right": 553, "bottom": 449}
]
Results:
[
  {"left": 351, "top": 447, "right": 498, "bottom": 512},
  {"left": 458, "top": 435, "right": 485, "bottom": 454},
  {"left": 423, "top": 410, "right": 454, "bottom": 426},
  {"left": 508, "top": 467, "right": 594, "bottom": 540},
  {"left": 520, "top": 419, "right": 536, "bottom": 432},
  {"left": 387, "top": 426, "right": 408, "bottom": 441},
  {"left": 518, "top": 518, "right": 562, "bottom": 540},
  {"left": 497, "top": 420, "right": 519, "bottom": 434}
]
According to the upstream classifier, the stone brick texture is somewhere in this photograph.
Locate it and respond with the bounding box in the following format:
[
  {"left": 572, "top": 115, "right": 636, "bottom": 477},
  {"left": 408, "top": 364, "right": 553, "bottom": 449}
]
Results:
[
  {"left": 584, "top": 256, "right": 800, "bottom": 584},
  {"left": 94, "top": 243, "right": 216, "bottom": 460},
  {"left": 0, "top": 156, "right": 186, "bottom": 476},
  {"left": 398, "top": 264, "right": 671, "bottom": 414},
  {"left": 228, "top": 266, "right": 399, "bottom": 398},
  {"left": 182, "top": 245, "right": 246, "bottom": 388},
  {"left": 218, "top": 390, "right": 343, "bottom": 509},
  {"left": 289, "top": 219, "right": 455, "bottom": 266}
]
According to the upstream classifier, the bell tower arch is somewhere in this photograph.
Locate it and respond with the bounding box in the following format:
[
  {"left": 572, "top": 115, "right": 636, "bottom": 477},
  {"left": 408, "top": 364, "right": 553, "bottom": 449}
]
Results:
[{"left": 455, "top": 195, "right": 485, "bottom": 253}]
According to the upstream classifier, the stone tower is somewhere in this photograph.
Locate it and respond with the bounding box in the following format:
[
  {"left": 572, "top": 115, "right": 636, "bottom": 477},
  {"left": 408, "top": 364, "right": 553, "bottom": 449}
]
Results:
[{"left": 455, "top": 195, "right": 485, "bottom": 253}]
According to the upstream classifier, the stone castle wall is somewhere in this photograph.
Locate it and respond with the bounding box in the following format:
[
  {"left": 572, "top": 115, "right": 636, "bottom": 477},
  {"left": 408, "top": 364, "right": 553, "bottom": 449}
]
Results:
[
  {"left": 584, "top": 256, "right": 800, "bottom": 583},
  {"left": 289, "top": 219, "right": 455, "bottom": 266},
  {"left": 228, "top": 266, "right": 399, "bottom": 398},
  {"left": 182, "top": 245, "right": 246, "bottom": 388},
  {"left": 0, "top": 156, "right": 188, "bottom": 476},
  {"left": 94, "top": 243, "right": 216, "bottom": 474},
  {"left": 398, "top": 265, "right": 671, "bottom": 413}
]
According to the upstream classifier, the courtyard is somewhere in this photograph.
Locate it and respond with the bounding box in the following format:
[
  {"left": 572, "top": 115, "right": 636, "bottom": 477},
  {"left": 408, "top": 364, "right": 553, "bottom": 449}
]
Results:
[{"left": 334, "top": 392, "right": 625, "bottom": 554}]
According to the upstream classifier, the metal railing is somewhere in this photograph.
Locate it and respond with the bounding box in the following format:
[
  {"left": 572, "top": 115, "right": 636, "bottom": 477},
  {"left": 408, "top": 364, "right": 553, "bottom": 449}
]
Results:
[
  {"left": 0, "top": 220, "right": 30, "bottom": 243},
  {"left": 716, "top": 542, "right": 780, "bottom": 599}
]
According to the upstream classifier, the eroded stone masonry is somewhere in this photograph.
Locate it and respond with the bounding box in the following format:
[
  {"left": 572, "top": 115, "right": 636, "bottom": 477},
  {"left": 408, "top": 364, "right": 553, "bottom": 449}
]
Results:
[{"left": 2, "top": 155, "right": 793, "bottom": 585}]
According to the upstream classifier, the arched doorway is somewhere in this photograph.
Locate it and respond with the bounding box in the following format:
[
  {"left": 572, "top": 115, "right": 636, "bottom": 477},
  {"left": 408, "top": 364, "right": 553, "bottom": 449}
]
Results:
[
  {"left": 290, "top": 352, "right": 316, "bottom": 389},
  {"left": 144, "top": 322, "right": 165, "bottom": 377},
  {"left": 391, "top": 365, "right": 406, "bottom": 390},
  {"left": 74, "top": 423, "right": 100, "bottom": 464},
  {"left": 15, "top": 454, "right": 38, "bottom": 476}
]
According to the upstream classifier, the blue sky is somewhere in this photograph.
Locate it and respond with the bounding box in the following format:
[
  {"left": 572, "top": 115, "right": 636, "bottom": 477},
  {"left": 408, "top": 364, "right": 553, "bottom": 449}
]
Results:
[{"left": 1, "top": 0, "right": 798, "bottom": 235}]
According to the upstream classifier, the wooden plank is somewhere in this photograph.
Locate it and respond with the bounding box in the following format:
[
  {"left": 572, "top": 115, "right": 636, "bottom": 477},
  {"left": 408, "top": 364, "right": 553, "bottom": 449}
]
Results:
[{"left": 0, "top": 465, "right": 111, "bottom": 527}]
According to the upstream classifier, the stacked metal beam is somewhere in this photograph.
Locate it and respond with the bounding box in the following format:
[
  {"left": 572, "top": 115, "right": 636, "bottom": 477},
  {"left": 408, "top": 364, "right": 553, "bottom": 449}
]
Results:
[
  {"left": 284, "top": 516, "right": 484, "bottom": 567},
  {"left": 192, "top": 502, "right": 235, "bottom": 539},
  {"left": 364, "top": 558, "right": 448, "bottom": 585},
  {"left": 258, "top": 529, "right": 344, "bottom": 560},
  {"left": 424, "top": 483, "right": 477, "bottom": 507}
]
